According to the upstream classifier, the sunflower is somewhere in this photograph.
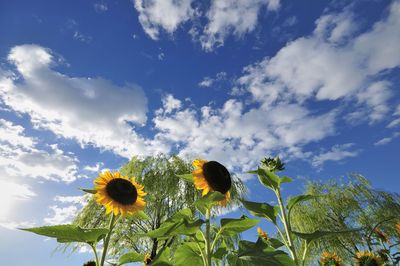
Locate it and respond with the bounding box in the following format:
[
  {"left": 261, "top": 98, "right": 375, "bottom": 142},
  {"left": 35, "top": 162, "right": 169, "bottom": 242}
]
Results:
[
  {"left": 143, "top": 254, "right": 151, "bottom": 266},
  {"left": 257, "top": 227, "right": 269, "bottom": 240},
  {"left": 192, "top": 159, "right": 232, "bottom": 206},
  {"left": 355, "top": 251, "right": 383, "bottom": 266},
  {"left": 320, "top": 252, "right": 344, "bottom": 266},
  {"left": 94, "top": 171, "right": 146, "bottom": 216}
]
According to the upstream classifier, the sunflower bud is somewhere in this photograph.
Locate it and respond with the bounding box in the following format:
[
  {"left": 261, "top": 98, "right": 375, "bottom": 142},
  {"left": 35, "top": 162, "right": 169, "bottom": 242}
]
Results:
[{"left": 260, "top": 156, "right": 285, "bottom": 172}]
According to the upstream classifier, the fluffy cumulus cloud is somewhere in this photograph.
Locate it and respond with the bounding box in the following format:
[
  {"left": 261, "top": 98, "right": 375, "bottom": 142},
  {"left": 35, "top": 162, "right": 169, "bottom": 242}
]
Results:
[
  {"left": 311, "top": 143, "right": 360, "bottom": 168},
  {"left": 153, "top": 96, "right": 336, "bottom": 173},
  {"left": 150, "top": 2, "right": 400, "bottom": 171},
  {"left": 200, "top": 0, "right": 280, "bottom": 51},
  {"left": 0, "top": 119, "right": 79, "bottom": 183},
  {"left": 44, "top": 195, "right": 88, "bottom": 225},
  {"left": 134, "top": 0, "right": 280, "bottom": 51},
  {"left": 0, "top": 44, "right": 168, "bottom": 158},
  {"left": 134, "top": 0, "right": 196, "bottom": 40},
  {"left": 235, "top": 1, "right": 400, "bottom": 124}
]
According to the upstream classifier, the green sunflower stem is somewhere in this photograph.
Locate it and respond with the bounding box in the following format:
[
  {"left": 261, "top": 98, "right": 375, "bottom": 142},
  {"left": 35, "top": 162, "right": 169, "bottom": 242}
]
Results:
[
  {"left": 276, "top": 188, "right": 299, "bottom": 266},
  {"left": 205, "top": 208, "right": 212, "bottom": 266},
  {"left": 89, "top": 243, "right": 100, "bottom": 266},
  {"left": 100, "top": 213, "right": 117, "bottom": 266}
]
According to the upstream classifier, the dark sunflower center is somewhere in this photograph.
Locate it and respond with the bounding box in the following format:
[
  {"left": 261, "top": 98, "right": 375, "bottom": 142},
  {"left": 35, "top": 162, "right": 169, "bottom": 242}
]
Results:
[
  {"left": 105, "top": 178, "right": 137, "bottom": 205},
  {"left": 202, "top": 161, "right": 231, "bottom": 194}
]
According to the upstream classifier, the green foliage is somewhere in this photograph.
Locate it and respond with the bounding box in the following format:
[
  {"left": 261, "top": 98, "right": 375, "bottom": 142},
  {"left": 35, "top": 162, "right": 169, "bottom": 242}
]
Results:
[
  {"left": 242, "top": 200, "right": 279, "bottom": 224},
  {"left": 117, "top": 251, "right": 145, "bottom": 265},
  {"left": 21, "top": 225, "right": 108, "bottom": 244},
  {"left": 193, "top": 191, "right": 225, "bottom": 215},
  {"left": 146, "top": 208, "right": 204, "bottom": 238},
  {"left": 228, "top": 238, "right": 295, "bottom": 266},
  {"left": 289, "top": 174, "right": 400, "bottom": 264},
  {"left": 174, "top": 242, "right": 203, "bottom": 266},
  {"left": 219, "top": 216, "right": 260, "bottom": 236}
]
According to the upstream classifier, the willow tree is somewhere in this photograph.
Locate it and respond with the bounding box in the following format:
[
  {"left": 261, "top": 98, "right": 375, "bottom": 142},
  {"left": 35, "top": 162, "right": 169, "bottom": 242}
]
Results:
[
  {"left": 71, "top": 155, "right": 246, "bottom": 261},
  {"left": 289, "top": 174, "right": 400, "bottom": 265}
]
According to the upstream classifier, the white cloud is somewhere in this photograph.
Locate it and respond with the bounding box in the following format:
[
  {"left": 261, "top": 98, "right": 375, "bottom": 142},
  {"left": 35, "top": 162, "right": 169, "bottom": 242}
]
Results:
[
  {"left": 44, "top": 205, "right": 79, "bottom": 225},
  {"left": 0, "top": 179, "right": 36, "bottom": 229},
  {"left": 134, "top": 0, "right": 195, "bottom": 40},
  {"left": 84, "top": 162, "right": 103, "bottom": 173},
  {"left": 198, "top": 77, "right": 213, "bottom": 88},
  {"left": 374, "top": 132, "right": 400, "bottom": 146},
  {"left": 0, "top": 119, "right": 79, "bottom": 183},
  {"left": 161, "top": 94, "right": 182, "bottom": 114},
  {"left": 312, "top": 143, "right": 360, "bottom": 167},
  {"left": 200, "top": 0, "right": 280, "bottom": 51},
  {"left": 198, "top": 71, "right": 227, "bottom": 88},
  {"left": 235, "top": 1, "right": 400, "bottom": 123},
  {"left": 0, "top": 44, "right": 166, "bottom": 158},
  {"left": 153, "top": 100, "right": 336, "bottom": 172},
  {"left": 73, "top": 31, "right": 92, "bottom": 43},
  {"left": 94, "top": 2, "right": 108, "bottom": 13},
  {"left": 44, "top": 195, "right": 88, "bottom": 225}
]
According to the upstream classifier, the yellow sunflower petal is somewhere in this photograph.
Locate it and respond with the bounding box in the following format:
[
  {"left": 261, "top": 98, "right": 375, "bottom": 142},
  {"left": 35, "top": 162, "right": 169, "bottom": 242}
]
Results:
[{"left": 193, "top": 159, "right": 207, "bottom": 169}]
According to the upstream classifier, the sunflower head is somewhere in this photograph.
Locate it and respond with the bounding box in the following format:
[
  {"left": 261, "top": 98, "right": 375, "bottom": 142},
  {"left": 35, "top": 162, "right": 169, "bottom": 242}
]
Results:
[
  {"left": 94, "top": 171, "right": 146, "bottom": 216},
  {"left": 373, "top": 228, "right": 390, "bottom": 243},
  {"left": 257, "top": 227, "right": 269, "bottom": 240},
  {"left": 143, "top": 254, "right": 152, "bottom": 265},
  {"left": 320, "top": 252, "right": 344, "bottom": 266},
  {"left": 376, "top": 249, "right": 389, "bottom": 263},
  {"left": 355, "top": 251, "right": 383, "bottom": 266},
  {"left": 192, "top": 159, "right": 232, "bottom": 206}
]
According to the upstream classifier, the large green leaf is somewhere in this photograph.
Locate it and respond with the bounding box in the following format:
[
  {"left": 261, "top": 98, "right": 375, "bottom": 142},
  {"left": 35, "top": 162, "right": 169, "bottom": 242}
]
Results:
[
  {"left": 233, "top": 239, "right": 295, "bottom": 266},
  {"left": 176, "top": 173, "right": 194, "bottom": 183},
  {"left": 242, "top": 200, "right": 279, "bottom": 224},
  {"left": 292, "top": 228, "right": 361, "bottom": 243},
  {"left": 20, "top": 225, "right": 109, "bottom": 244},
  {"left": 146, "top": 208, "right": 203, "bottom": 239},
  {"left": 174, "top": 242, "right": 203, "bottom": 266},
  {"left": 194, "top": 191, "right": 225, "bottom": 215},
  {"left": 151, "top": 247, "right": 173, "bottom": 266},
  {"left": 220, "top": 215, "right": 260, "bottom": 236},
  {"left": 256, "top": 168, "right": 281, "bottom": 190},
  {"left": 117, "top": 252, "right": 145, "bottom": 265}
]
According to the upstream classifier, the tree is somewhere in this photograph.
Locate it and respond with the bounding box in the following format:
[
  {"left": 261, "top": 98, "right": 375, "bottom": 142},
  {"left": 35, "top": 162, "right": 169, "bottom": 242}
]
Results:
[
  {"left": 289, "top": 173, "right": 400, "bottom": 265},
  {"left": 71, "top": 154, "right": 246, "bottom": 261}
]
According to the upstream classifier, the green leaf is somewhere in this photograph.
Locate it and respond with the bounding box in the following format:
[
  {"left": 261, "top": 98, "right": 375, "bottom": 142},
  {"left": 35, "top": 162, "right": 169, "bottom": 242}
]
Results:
[
  {"left": 176, "top": 173, "right": 194, "bottom": 183},
  {"left": 213, "top": 247, "right": 228, "bottom": 261},
  {"left": 151, "top": 247, "right": 172, "bottom": 266},
  {"left": 234, "top": 239, "right": 295, "bottom": 266},
  {"left": 241, "top": 200, "right": 279, "bottom": 224},
  {"left": 117, "top": 252, "right": 145, "bottom": 266},
  {"left": 292, "top": 228, "right": 361, "bottom": 243},
  {"left": 79, "top": 188, "right": 97, "bottom": 194},
  {"left": 146, "top": 208, "right": 203, "bottom": 239},
  {"left": 194, "top": 191, "right": 225, "bottom": 215},
  {"left": 174, "top": 242, "right": 203, "bottom": 266},
  {"left": 257, "top": 168, "right": 280, "bottom": 190},
  {"left": 258, "top": 237, "right": 285, "bottom": 249},
  {"left": 280, "top": 176, "right": 293, "bottom": 184},
  {"left": 20, "top": 225, "right": 108, "bottom": 244},
  {"left": 220, "top": 215, "right": 260, "bottom": 236}
]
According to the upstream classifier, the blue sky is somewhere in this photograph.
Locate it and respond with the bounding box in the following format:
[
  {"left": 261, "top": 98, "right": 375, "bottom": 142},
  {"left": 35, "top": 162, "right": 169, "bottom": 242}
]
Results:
[{"left": 0, "top": 0, "right": 399, "bottom": 265}]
